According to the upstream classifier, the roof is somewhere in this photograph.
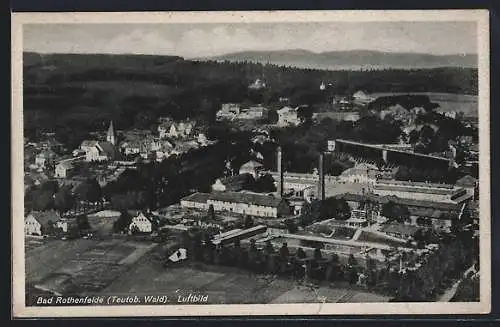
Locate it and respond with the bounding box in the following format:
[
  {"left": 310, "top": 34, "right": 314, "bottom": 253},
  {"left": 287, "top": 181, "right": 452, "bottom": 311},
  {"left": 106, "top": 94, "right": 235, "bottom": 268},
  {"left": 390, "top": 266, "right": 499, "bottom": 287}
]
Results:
[
  {"left": 27, "top": 210, "right": 61, "bottom": 226},
  {"left": 208, "top": 191, "right": 285, "bottom": 208},
  {"left": 337, "top": 192, "right": 461, "bottom": 211},
  {"left": 181, "top": 192, "right": 211, "bottom": 203},
  {"left": 57, "top": 161, "right": 74, "bottom": 169},
  {"left": 373, "top": 184, "right": 463, "bottom": 196},
  {"left": 381, "top": 223, "right": 422, "bottom": 236},
  {"left": 38, "top": 149, "right": 57, "bottom": 158},
  {"left": 81, "top": 140, "right": 98, "bottom": 148},
  {"left": 96, "top": 141, "right": 116, "bottom": 157},
  {"left": 240, "top": 160, "right": 264, "bottom": 170},
  {"left": 375, "top": 179, "right": 455, "bottom": 190},
  {"left": 456, "top": 175, "right": 478, "bottom": 187},
  {"left": 277, "top": 106, "right": 296, "bottom": 114}
]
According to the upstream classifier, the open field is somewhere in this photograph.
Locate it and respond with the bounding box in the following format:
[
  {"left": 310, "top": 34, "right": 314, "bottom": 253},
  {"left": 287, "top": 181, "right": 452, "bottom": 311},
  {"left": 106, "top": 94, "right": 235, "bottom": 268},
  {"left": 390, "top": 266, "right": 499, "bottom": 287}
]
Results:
[
  {"left": 371, "top": 92, "right": 478, "bottom": 117},
  {"left": 25, "top": 237, "right": 158, "bottom": 298},
  {"left": 101, "top": 251, "right": 391, "bottom": 304}
]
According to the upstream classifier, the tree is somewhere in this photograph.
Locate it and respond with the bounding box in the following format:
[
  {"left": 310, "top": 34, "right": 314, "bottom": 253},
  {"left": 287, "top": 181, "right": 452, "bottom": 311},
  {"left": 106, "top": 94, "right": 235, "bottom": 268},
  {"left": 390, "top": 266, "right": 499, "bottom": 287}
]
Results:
[
  {"left": 33, "top": 190, "right": 55, "bottom": 211},
  {"left": 284, "top": 219, "right": 298, "bottom": 233},
  {"left": 75, "top": 178, "right": 103, "bottom": 206},
  {"left": 296, "top": 247, "right": 307, "bottom": 259},
  {"left": 54, "top": 188, "right": 75, "bottom": 214},
  {"left": 76, "top": 215, "right": 90, "bottom": 231},
  {"left": 244, "top": 215, "right": 254, "bottom": 229},
  {"left": 319, "top": 197, "right": 351, "bottom": 221},
  {"left": 381, "top": 201, "right": 410, "bottom": 223},
  {"left": 252, "top": 173, "right": 277, "bottom": 193},
  {"left": 113, "top": 211, "right": 133, "bottom": 233},
  {"left": 207, "top": 204, "right": 215, "bottom": 221}
]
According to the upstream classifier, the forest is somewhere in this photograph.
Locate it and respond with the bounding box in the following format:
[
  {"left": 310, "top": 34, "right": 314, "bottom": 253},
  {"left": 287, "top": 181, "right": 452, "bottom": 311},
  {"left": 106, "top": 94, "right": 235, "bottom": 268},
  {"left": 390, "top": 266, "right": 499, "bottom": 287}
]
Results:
[{"left": 23, "top": 52, "right": 477, "bottom": 150}]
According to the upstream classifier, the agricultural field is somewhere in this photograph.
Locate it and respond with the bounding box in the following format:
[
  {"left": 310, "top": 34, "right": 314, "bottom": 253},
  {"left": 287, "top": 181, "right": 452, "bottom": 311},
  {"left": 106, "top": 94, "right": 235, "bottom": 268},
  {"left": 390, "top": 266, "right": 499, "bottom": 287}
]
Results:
[
  {"left": 371, "top": 92, "right": 478, "bottom": 117},
  {"left": 101, "top": 249, "right": 391, "bottom": 304},
  {"left": 25, "top": 236, "right": 158, "bottom": 303}
]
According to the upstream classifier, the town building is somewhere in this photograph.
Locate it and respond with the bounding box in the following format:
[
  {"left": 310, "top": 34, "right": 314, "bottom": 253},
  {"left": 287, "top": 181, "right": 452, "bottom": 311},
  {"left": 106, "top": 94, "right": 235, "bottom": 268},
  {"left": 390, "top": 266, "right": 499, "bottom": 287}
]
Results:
[
  {"left": 372, "top": 179, "right": 472, "bottom": 205},
  {"left": 216, "top": 103, "right": 241, "bottom": 121},
  {"left": 80, "top": 140, "right": 99, "bottom": 153},
  {"left": 211, "top": 173, "right": 255, "bottom": 192},
  {"left": 456, "top": 175, "right": 479, "bottom": 201},
  {"left": 248, "top": 78, "right": 267, "bottom": 90},
  {"left": 277, "top": 106, "right": 301, "bottom": 127},
  {"left": 336, "top": 192, "right": 464, "bottom": 229},
  {"left": 352, "top": 90, "right": 375, "bottom": 106},
  {"left": 128, "top": 212, "right": 159, "bottom": 234},
  {"left": 239, "top": 160, "right": 265, "bottom": 179},
  {"left": 25, "top": 211, "right": 61, "bottom": 236},
  {"left": 180, "top": 191, "right": 292, "bottom": 218},
  {"left": 237, "top": 106, "right": 269, "bottom": 120},
  {"left": 54, "top": 161, "right": 74, "bottom": 178},
  {"left": 338, "top": 163, "right": 379, "bottom": 184},
  {"left": 35, "top": 150, "right": 57, "bottom": 168},
  {"left": 55, "top": 217, "right": 77, "bottom": 233},
  {"left": 157, "top": 118, "right": 195, "bottom": 139},
  {"left": 84, "top": 141, "right": 117, "bottom": 162},
  {"left": 312, "top": 111, "right": 360, "bottom": 122}
]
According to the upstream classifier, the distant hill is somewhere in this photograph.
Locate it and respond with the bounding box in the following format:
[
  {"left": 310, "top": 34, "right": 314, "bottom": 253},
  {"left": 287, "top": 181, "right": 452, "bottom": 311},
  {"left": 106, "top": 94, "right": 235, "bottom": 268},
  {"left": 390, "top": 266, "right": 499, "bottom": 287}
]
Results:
[{"left": 196, "top": 49, "right": 477, "bottom": 70}]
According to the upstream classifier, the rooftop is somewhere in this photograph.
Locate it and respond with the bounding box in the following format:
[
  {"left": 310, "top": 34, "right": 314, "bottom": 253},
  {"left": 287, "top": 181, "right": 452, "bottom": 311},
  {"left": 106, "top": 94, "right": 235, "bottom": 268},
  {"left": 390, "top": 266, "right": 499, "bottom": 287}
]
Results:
[{"left": 381, "top": 223, "right": 423, "bottom": 236}]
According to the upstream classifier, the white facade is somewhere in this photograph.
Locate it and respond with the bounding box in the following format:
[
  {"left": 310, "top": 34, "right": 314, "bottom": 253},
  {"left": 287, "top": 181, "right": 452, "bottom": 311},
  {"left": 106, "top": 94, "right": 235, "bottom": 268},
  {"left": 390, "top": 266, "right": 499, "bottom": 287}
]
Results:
[
  {"left": 207, "top": 199, "right": 279, "bottom": 218},
  {"left": 129, "top": 212, "right": 153, "bottom": 233},
  {"left": 25, "top": 214, "right": 42, "bottom": 235},
  {"left": 277, "top": 107, "right": 301, "bottom": 127},
  {"left": 180, "top": 199, "right": 209, "bottom": 210},
  {"left": 54, "top": 162, "right": 73, "bottom": 178}
]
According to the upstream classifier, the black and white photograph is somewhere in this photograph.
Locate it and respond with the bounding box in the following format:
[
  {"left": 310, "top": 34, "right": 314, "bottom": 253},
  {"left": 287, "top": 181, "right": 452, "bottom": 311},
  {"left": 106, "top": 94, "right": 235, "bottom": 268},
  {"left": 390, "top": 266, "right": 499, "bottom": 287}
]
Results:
[{"left": 11, "top": 10, "right": 491, "bottom": 317}]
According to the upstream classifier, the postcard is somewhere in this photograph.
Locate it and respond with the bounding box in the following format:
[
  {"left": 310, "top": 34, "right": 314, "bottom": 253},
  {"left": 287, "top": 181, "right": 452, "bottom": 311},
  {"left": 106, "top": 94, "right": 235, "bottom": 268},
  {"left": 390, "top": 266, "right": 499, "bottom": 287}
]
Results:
[{"left": 11, "top": 10, "right": 490, "bottom": 317}]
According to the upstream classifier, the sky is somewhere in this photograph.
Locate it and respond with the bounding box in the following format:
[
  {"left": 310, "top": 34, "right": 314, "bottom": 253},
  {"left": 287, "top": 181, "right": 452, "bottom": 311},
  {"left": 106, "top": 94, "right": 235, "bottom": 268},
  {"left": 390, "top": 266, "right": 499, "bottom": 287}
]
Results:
[{"left": 23, "top": 22, "right": 477, "bottom": 58}]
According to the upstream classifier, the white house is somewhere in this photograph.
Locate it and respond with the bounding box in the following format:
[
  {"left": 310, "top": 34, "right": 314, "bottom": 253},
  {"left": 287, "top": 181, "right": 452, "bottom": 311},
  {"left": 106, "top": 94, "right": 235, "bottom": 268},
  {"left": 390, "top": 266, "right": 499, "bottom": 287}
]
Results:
[
  {"left": 25, "top": 211, "right": 61, "bottom": 236},
  {"left": 54, "top": 161, "right": 74, "bottom": 178},
  {"left": 277, "top": 106, "right": 301, "bottom": 127},
  {"left": 352, "top": 90, "right": 375, "bottom": 105},
  {"left": 129, "top": 212, "right": 157, "bottom": 233},
  {"left": 35, "top": 150, "right": 57, "bottom": 168},
  {"left": 55, "top": 217, "right": 77, "bottom": 233}
]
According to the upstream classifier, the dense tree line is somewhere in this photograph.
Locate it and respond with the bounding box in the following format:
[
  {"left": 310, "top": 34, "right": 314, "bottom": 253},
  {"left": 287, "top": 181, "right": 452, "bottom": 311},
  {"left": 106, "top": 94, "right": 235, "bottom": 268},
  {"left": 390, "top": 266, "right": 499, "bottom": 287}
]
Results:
[
  {"left": 176, "top": 224, "right": 478, "bottom": 301},
  {"left": 23, "top": 52, "right": 477, "bottom": 149}
]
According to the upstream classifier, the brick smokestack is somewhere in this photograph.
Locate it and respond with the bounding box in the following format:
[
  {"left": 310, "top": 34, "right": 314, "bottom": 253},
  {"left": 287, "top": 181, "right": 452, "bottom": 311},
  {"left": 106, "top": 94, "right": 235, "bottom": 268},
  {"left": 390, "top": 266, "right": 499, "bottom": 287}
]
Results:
[
  {"left": 277, "top": 146, "right": 284, "bottom": 198},
  {"left": 318, "top": 153, "right": 325, "bottom": 201}
]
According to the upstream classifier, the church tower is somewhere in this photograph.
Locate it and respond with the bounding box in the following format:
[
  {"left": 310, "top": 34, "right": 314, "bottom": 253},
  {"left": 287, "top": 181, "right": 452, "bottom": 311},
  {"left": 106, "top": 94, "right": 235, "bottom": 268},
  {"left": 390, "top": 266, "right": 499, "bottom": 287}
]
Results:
[{"left": 106, "top": 120, "right": 116, "bottom": 145}]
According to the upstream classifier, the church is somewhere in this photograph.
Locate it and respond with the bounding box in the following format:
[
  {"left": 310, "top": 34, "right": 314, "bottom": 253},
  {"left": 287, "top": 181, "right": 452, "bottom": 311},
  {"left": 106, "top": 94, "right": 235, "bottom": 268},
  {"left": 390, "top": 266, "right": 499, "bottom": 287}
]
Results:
[{"left": 81, "top": 121, "right": 118, "bottom": 162}]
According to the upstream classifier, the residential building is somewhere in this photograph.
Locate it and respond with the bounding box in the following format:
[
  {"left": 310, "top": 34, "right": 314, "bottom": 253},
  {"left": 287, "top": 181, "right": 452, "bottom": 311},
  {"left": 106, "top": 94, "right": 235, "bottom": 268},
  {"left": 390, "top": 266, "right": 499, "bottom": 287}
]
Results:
[
  {"left": 80, "top": 140, "right": 99, "bottom": 153},
  {"left": 239, "top": 160, "right": 265, "bottom": 178},
  {"left": 55, "top": 217, "right": 77, "bottom": 233},
  {"left": 216, "top": 103, "right": 241, "bottom": 121},
  {"left": 352, "top": 90, "right": 375, "bottom": 105},
  {"left": 54, "top": 161, "right": 74, "bottom": 178},
  {"left": 180, "top": 191, "right": 292, "bottom": 218},
  {"left": 35, "top": 150, "right": 57, "bottom": 168},
  {"left": 238, "top": 106, "right": 269, "bottom": 120},
  {"left": 157, "top": 118, "right": 195, "bottom": 139},
  {"left": 277, "top": 106, "right": 301, "bottom": 127},
  {"left": 129, "top": 212, "right": 158, "bottom": 234},
  {"left": 25, "top": 211, "right": 61, "bottom": 236},
  {"left": 248, "top": 78, "right": 266, "bottom": 90},
  {"left": 337, "top": 192, "right": 463, "bottom": 229}
]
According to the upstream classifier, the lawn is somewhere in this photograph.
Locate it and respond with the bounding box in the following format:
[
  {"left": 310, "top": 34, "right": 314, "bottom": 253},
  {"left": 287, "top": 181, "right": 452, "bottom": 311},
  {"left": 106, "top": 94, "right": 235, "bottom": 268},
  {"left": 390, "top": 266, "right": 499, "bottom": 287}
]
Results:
[{"left": 356, "top": 231, "right": 406, "bottom": 248}]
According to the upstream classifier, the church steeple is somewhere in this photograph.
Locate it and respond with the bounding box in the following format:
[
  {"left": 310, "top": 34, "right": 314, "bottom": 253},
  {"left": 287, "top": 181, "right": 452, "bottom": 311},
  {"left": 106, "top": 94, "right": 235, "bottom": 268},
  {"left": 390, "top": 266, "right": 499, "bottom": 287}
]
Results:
[{"left": 106, "top": 120, "right": 116, "bottom": 145}]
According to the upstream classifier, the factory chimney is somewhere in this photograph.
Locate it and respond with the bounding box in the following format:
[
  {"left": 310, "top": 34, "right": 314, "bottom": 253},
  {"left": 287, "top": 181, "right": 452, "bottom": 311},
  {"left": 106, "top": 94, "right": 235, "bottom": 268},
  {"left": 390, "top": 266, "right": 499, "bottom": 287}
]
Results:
[
  {"left": 277, "top": 146, "right": 284, "bottom": 198},
  {"left": 318, "top": 153, "right": 325, "bottom": 201}
]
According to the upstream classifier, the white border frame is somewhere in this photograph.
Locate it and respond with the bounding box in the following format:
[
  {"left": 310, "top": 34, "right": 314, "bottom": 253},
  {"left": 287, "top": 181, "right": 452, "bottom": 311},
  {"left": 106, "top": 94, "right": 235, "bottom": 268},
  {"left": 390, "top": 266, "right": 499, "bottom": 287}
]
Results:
[{"left": 11, "top": 10, "right": 491, "bottom": 318}]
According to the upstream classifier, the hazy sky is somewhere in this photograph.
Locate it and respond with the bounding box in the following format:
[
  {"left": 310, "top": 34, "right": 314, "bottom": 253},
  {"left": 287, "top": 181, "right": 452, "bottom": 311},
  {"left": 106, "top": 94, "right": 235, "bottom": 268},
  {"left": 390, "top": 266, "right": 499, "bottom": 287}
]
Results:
[{"left": 23, "top": 22, "right": 477, "bottom": 58}]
